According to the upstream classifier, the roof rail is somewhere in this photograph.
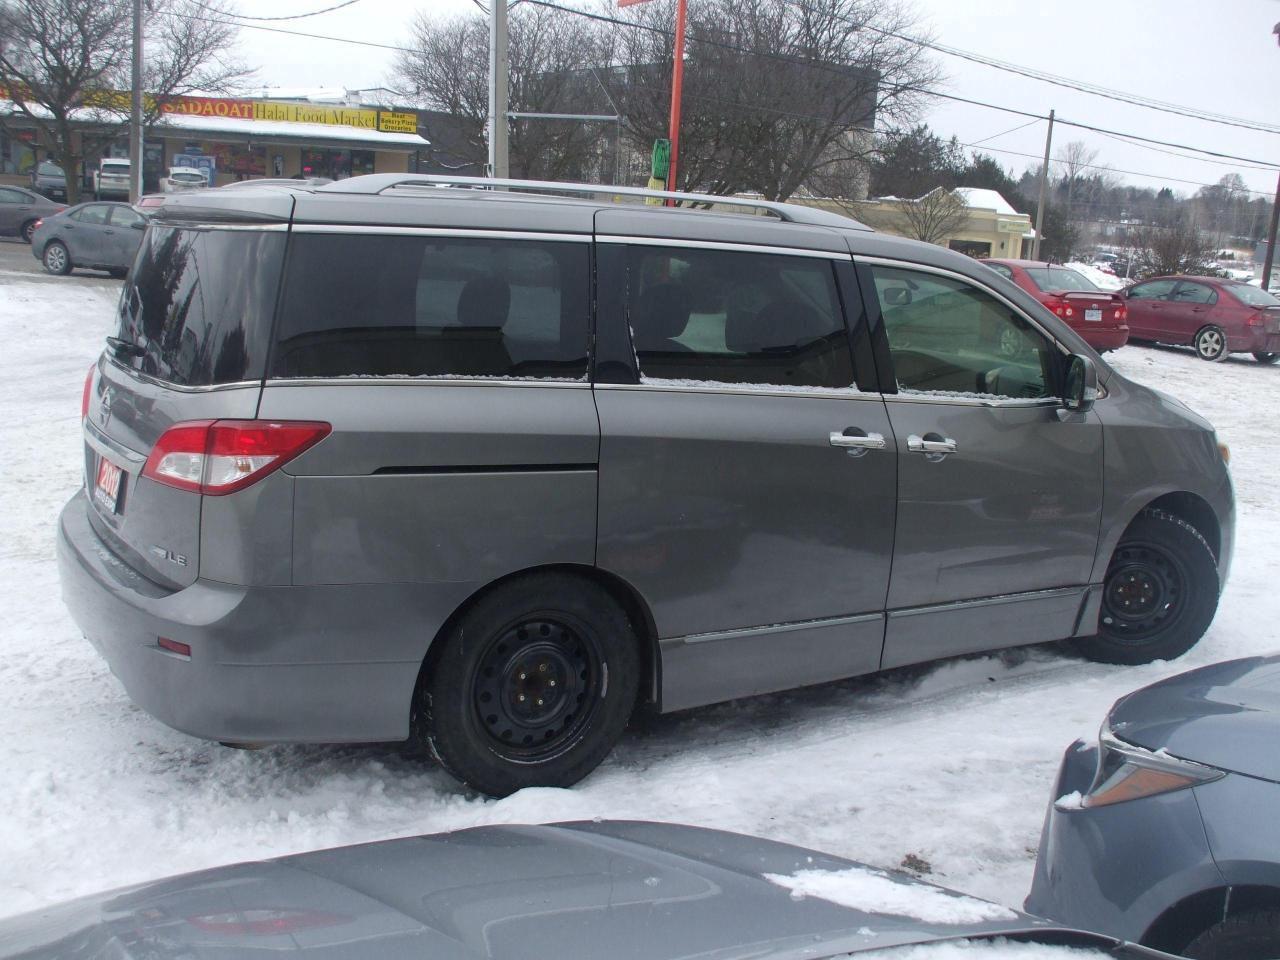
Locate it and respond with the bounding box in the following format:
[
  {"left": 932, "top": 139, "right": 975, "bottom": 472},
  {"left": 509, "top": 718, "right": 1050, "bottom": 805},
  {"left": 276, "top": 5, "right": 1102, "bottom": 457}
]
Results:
[{"left": 316, "top": 173, "right": 871, "bottom": 231}]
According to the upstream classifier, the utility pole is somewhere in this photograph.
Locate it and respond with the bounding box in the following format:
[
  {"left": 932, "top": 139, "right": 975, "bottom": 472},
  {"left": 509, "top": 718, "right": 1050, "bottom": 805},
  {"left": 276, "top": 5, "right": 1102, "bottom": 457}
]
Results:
[
  {"left": 1031, "top": 109, "right": 1054, "bottom": 261},
  {"left": 129, "top": 0, "right": 144, "bottom": 203},
  {"left": 488, "top": 0, "right": 509, "bottom": 179},
  {"left": 1262, "top": 168, "right": 1279, "bottom": 291},
  {"left": 665, "top": 0, "right": 688, "bottom": 201}
]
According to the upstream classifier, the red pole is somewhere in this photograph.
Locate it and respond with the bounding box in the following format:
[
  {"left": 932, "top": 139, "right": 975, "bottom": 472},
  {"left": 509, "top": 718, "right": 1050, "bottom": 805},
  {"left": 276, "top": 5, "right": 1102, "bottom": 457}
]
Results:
[{"left": 665, "top": 0, "right": 687, "bottom": 203}]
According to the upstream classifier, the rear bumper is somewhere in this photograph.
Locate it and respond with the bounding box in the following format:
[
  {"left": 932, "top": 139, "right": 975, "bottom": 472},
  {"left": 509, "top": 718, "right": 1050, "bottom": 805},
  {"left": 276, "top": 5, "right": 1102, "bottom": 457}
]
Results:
[
  {"left": 1075, "top": 324, "right": 1129, "bottom": 352},
  {"left": 58, "top": 490, "right": 473, "bottom": 744},
  {"left": 1231, "top": 331, "right": 1280, "bottom": 354}
]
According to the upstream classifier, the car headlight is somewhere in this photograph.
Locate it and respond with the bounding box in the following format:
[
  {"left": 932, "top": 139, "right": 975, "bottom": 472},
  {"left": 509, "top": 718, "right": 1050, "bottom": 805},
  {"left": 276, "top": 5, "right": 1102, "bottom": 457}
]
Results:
[{"left": 1081, "top": 724, "right": 1224, "bottom": 808}]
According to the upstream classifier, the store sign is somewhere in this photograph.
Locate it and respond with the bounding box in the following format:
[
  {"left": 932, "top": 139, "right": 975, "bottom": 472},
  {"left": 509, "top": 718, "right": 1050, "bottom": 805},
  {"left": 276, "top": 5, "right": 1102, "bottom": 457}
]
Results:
[
  {"left": 253, "top": 101, "right": 378, "bottom": 129},
  {"left": 377, "top": 111, "right": 418, "bottom": 134},
  {"left": 162, "top": 96, "right": 254, "bottom": 119}
]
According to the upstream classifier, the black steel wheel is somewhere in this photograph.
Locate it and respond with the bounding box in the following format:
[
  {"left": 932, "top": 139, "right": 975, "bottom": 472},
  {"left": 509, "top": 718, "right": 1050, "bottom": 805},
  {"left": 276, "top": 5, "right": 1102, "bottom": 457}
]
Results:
[
  {"left": 1076, "top": 509, "right": 1219, "bottom": 665},
  {"left": 1253, "top": 352, "right": 1279, "bottom": 365},
  {"left": 416, "top": 573, "right": 639, "bottom": 797},
  {"left": 1185, "top": 909, "right": 1280, "bottom": 960}
]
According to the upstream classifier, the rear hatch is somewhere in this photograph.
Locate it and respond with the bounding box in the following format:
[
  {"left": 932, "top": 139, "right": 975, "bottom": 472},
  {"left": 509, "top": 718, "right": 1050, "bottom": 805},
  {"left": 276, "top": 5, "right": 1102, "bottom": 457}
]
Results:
[{"left": 82, "top": 196, "right": 290, "bottom": 589}]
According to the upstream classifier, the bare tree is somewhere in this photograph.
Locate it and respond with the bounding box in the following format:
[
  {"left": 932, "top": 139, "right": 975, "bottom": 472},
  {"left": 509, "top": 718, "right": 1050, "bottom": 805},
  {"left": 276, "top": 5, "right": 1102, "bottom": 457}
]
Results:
[
  {"left": 894, "top": 188, "right": 969, "bottom": 245},
  {"left": 1055, "top": 139, "right": 1099, "bottom": 227},
  {"left": 605, "top": 0, "right": 940, "bottom": 200},
  {"left": 0, "top": 0, "right": 246, "bottom": 204},
  {"left": 1132, "top": 212, "right": 1216, "bottom": 277},
  {"left": 394, "top": 6, "right": 612, "bottom": 181}
]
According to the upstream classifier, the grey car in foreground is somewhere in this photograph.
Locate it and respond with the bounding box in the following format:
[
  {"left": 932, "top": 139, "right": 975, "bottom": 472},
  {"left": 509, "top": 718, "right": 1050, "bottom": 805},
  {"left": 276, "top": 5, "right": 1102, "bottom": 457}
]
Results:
[
  {"left": 59, "top": 174, "right": 1234, "bottom": 797},
  {"left": 0, "top": 821, "right": 1170, "bottom": 960},
  {"left": 30, "top": 201, "right": 148, "bottom": 276},
  {"left": 1026, "top": 655, "right": 1280, "bottom": 958}
]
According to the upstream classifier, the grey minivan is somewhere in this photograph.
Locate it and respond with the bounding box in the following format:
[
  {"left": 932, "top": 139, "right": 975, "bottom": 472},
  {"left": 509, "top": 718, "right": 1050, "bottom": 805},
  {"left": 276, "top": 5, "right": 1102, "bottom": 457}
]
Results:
[{"left": 58, "top": 174, "right": 1234, "bottom": 797}]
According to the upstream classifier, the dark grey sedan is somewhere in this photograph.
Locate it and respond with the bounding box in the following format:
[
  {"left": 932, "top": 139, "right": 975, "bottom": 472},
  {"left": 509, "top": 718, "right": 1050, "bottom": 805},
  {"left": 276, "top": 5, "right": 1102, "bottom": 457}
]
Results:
[
  {"left": 29, "top": 201, "right": 148, "bottom": 277},
  {"left": 0, "top": 184, "right": 65, "bottom": 243},
  {"left": 0, "top": 821, "right": 1168, "bottom": 960},
  {"left": 1027, "top": 655, "right": 1280, "bottom": 959}
]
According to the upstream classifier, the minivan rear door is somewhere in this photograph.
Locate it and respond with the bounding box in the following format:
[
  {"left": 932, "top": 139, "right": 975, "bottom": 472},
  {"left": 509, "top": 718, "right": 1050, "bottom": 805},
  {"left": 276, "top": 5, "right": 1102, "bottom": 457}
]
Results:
[
  {"left": 84, "top": 221, "right": 287, "bottom": 589},
  {"left": 593, "top": 210, "right": 897, "bottom": 712}
]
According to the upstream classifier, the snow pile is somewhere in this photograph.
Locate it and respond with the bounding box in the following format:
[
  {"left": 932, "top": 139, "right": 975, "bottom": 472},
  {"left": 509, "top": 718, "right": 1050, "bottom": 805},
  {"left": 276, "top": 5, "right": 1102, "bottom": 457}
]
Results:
[
  {"left": 1064, "top": 263, "right": 1125, "bottom": 291},
  {"left": 872, "top": 940, "right": 1110, "bottom": 959},
  {"left": 765, "top": 866, "right": 1018, "bottom": 924}
]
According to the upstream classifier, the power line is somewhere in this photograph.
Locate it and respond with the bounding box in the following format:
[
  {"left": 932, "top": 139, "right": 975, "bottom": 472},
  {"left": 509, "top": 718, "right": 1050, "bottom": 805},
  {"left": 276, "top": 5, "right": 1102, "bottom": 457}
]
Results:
[
  {"left": 777, "top": 0, "right": 1280, "bottom": 135},
  {"left": 198, "top": 0, "right": 369, "bottom": 22},
  {"left": 968, "top": 118, "right": 1041, "bottom": 147},
  {"left": 169, "top": 9, "right": 413, "bottom": 52},
  {"left": 1090, "top": 128, "right": 1278, "bottom": 174}
]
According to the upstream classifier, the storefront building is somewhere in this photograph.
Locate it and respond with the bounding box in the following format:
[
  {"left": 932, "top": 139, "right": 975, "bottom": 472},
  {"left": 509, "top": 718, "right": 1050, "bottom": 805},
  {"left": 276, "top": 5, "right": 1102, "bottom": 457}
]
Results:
[{"left": 2, "top": 90, "right": 428, "bottom": 194}]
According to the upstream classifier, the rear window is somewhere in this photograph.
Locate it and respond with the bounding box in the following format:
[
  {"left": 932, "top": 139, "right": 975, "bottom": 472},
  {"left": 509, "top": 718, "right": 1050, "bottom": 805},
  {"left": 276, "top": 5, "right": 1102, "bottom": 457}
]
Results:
[
  {"left": 101, "top": 162, "right": 129, "bottom": 174},
  {"left": 114, "top": 226, "right": 285, "bottom": 386},
  {"left": 1227, "top": 282, "right": 1280, "bottom": 307},
  {"left": 1021, "top": 267, "right": 1098, "bottom": 292},
  {"left": 270, "top": 234, "right": 590, "bottom": 380}
]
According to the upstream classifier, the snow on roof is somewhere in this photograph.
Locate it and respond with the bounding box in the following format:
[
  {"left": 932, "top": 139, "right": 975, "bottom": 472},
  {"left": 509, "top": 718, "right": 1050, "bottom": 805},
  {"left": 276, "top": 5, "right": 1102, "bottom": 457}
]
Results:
[
  {"left": 953, "top": 187, "right": 1021, "bottom": 216},
  {"left": 153, "top": 112, "right": 429, "bottom": 148}
]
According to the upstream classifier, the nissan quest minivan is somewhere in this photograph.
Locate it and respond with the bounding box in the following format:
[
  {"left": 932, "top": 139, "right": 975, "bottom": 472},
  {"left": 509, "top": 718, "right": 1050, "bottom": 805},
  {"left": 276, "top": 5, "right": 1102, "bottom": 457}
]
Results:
[{"left": 58, "top": 174, "right": 1234, "bottom": 797}]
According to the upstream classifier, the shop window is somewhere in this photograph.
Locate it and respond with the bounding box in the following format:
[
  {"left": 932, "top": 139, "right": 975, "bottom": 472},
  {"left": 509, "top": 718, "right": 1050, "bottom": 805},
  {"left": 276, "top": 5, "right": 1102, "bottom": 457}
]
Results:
[{"left": 0, "top": 130, "right": 36, "bottom": 176}]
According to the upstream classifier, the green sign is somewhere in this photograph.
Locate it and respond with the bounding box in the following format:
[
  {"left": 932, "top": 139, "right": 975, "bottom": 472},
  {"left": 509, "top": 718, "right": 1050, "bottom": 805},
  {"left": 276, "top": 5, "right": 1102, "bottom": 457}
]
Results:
[{"left": 651, "top": 139, "right": 671, "bottom": 180}]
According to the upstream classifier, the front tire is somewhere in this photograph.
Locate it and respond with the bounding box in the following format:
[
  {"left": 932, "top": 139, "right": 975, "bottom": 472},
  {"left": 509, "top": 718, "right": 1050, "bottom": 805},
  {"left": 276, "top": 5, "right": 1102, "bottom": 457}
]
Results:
[
  {"left": 416, "top": 573, "right": 639, "bottom": 797},
  {"left": 1194, "top": 325, "right": 1228, "bottom": 362},
  {"left": 42, "top": 241, "right": 71, "bottom": 276},
  {"left": 1075, "top": 509, "right": 1219, "bottom": 665},
  {"left": 1253, "top": 352, "right": 1279, "bottom": 365},
  {"left": 1184, "top": 910, "right": 1280, "bottom": 960}
]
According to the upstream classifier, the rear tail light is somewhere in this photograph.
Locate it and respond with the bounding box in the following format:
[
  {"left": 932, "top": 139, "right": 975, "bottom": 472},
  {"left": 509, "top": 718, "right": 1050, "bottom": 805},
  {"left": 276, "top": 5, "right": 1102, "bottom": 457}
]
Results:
[
  {"left": 1048, "top": 298, "right": 1074, "bottom": 318},
  {"left": 1078, "top": 727, "right": 1223, "bottom": 809},
  {"left": 143, "top": 420, "right": 331, "bottom": 495},
  {"left": 81, "top": 364, "right": 95, "bottom": 420},
  {"left": 1246, "top": 312, "right": 1265, "bottom": 328}
]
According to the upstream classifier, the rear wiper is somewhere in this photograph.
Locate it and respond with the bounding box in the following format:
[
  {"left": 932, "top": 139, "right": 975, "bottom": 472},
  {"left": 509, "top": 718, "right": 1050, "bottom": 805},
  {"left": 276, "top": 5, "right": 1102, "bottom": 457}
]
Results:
[{"left": 106, "top": 336, "right": 146, "bottom": 359}]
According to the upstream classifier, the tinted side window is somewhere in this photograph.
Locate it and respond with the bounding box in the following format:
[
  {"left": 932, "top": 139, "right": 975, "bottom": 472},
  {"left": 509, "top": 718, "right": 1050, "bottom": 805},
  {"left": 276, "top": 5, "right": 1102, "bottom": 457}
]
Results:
[
  {"left": 1173, "top": 282, "right": 1217, "bottom": 305},
  {"left": 116, "top": 227, "right": 285, "bottom": 386},
  {"left": 74, "top": 205, "right": 110, "bottom": 225},
  {"left": 0, "top": 188, "right": 24, "bottom": 204},
  {"left": 1128, "top": 279, "right": 1178, "bottom": 300},
  {"left": 272, "top": 234, "right": 589, "bottom": 380},
  {"left": 625, "top": 245, "right": 854, "bottom": 389},
  {"left": 871, "top": 265, "right": 1057, "bottom": 400}
]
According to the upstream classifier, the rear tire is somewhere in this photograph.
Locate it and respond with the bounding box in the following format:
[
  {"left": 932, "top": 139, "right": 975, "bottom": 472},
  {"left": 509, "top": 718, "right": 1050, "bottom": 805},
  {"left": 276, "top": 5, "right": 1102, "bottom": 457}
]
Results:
[
  {"left": 416, "top": 573, "right": 639, "bottom": 797},
  {"left": 20, "top": 219, "right": 37, "bottom": 244},
  {"left": 42, "top": 241, "right": 71, "bottom": 276},
  {"left": 1253, "top": 352, "right": 1279, "bottom": 365},
  {"left": 1184, "top": 910, "right": 1280, "bottom": 960},
  {"left": 1194, "top": 325, "right": 1228, "bottom": 362},
  {"left": 1075, "top": 509, "right": 1218, "bottom": 665}
]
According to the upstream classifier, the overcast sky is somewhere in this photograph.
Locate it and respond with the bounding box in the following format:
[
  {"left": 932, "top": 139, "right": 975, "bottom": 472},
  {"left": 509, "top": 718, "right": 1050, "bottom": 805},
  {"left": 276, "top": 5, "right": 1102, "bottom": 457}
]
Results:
[{"left": 229, "top": 0, "right": 1280, "bottom": 199}]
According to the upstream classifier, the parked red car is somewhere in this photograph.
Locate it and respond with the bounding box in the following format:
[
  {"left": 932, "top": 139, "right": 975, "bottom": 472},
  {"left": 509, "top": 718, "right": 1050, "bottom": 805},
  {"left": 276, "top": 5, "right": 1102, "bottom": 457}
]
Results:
[
  {"left": 983, "top": 259, "right": 1129, "bottom": 352},
  {"left": 1121, "top": 275, "right": 1280, "bottom": 363}
]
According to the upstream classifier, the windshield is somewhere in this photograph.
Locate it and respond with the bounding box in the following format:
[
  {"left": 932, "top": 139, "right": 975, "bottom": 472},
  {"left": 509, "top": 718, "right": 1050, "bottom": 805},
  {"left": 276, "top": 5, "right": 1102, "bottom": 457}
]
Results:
[
  {"left": 1021, "top": 267, "right": 1099, "bottom": 292},
  {"left": 171, "top": 170, "right": 205, "bottom": 181},
  {"left": 37, "top": 162, "right": 64, "bottom": 176},
  {"left": 1226, "top": 282, "right": 1280, "bottom": 307}
]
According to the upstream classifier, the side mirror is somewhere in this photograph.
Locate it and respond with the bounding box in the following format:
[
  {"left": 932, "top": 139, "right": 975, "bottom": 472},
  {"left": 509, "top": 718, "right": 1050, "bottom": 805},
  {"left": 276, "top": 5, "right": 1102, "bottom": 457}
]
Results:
[
  {"left": 130, "top": 220, "right": 145, "bottom": 230},
  {"left": 1063, "top": 354, "right": 1098, "bottom": 413}
]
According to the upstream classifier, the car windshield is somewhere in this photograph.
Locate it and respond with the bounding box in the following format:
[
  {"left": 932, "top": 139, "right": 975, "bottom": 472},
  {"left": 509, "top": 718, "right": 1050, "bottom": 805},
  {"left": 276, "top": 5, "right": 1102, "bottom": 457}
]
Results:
[
  {"left": 171, "top": 170, "right": 204, "bottom": 181},
  {"left": 1021, "top": 266, "right": 1099, "bottom": 292},
  {"left": 1227, "top": 283, "right": 1280, "bottom": 307},
  {"left": 37, "top": 162, "right": 63, "bottom": 176}
]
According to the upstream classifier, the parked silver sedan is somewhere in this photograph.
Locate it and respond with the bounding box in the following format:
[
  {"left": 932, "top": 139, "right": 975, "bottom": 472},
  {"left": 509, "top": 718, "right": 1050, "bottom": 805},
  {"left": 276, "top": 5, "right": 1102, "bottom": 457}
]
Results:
[
  {"left": 29, "top": 201, "right": 148, "bottom": 277},
  {"left": 0, "top": 184, "right": 65, "bottom": 243},
  {"left": 1027, "top": 655, "right": 1280, "bottom": 959},
  {"left": 0, "top": 821, "right": 1168, "bottom": 960}
]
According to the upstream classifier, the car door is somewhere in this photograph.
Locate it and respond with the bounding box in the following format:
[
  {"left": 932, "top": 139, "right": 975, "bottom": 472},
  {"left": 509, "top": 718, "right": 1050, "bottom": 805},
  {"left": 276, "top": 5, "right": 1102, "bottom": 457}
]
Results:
[
  {"left": 859, "top": 259, "right": 1104, "bottom": 670},
  {"left": 1123, "top": 279, "right": 1179, "bottom": 341},
  {"left": 593, "top": 217, "right": 896, "bottom": 712},
  {"left": 106, "top": 205, "right": 147, "bottom": 267},
  {"left": 1166, "top": 280, "right": 1218, "bottom": 344},
  {"left": 0, "top": 186, "right": 33, "bottom": 235},
  {"left": 64, "top": 204, "right": 112, "bottom": 265}
]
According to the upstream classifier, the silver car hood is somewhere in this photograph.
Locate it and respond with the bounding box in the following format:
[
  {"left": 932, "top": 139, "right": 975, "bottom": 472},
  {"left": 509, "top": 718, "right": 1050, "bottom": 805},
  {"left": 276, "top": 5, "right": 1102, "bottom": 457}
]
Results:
[
  {"left": 1110, "top": 655, "right": 1280, "bottom": 783},
  {"left": 0, "top": 821, "right": 1129, "bottom": 960}
]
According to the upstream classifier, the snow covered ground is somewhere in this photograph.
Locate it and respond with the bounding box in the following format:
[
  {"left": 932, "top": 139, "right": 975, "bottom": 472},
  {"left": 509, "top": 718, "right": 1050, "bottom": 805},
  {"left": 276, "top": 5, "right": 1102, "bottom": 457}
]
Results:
[{"left": 1, "top": 275, "right": 1277, "bottom": 921}]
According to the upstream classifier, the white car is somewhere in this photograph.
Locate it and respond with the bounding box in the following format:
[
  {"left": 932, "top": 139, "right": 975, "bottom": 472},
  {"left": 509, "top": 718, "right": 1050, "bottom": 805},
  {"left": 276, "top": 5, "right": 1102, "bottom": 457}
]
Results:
[
  {"left": 93, "top": 158, "right": 130, "bottom": 200},
  {"left": 162, "top": 167, "right": 209, "bottom": 193}
]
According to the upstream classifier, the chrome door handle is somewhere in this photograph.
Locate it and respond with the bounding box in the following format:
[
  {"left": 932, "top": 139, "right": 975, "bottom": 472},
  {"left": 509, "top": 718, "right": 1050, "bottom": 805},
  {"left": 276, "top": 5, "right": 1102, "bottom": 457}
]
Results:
[
  {"left": 907, "top": 434, "right": 957, "bottom": 461},
  {"left": 829, "top": 430, "right": 886, "bottom": 457}
]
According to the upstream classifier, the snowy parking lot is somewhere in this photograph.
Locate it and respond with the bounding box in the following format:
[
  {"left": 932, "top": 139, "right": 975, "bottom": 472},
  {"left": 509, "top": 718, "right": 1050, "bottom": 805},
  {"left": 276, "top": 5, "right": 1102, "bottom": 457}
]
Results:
[{"left": 1, "top": 268, "right": 1277, "bottom": 920}]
